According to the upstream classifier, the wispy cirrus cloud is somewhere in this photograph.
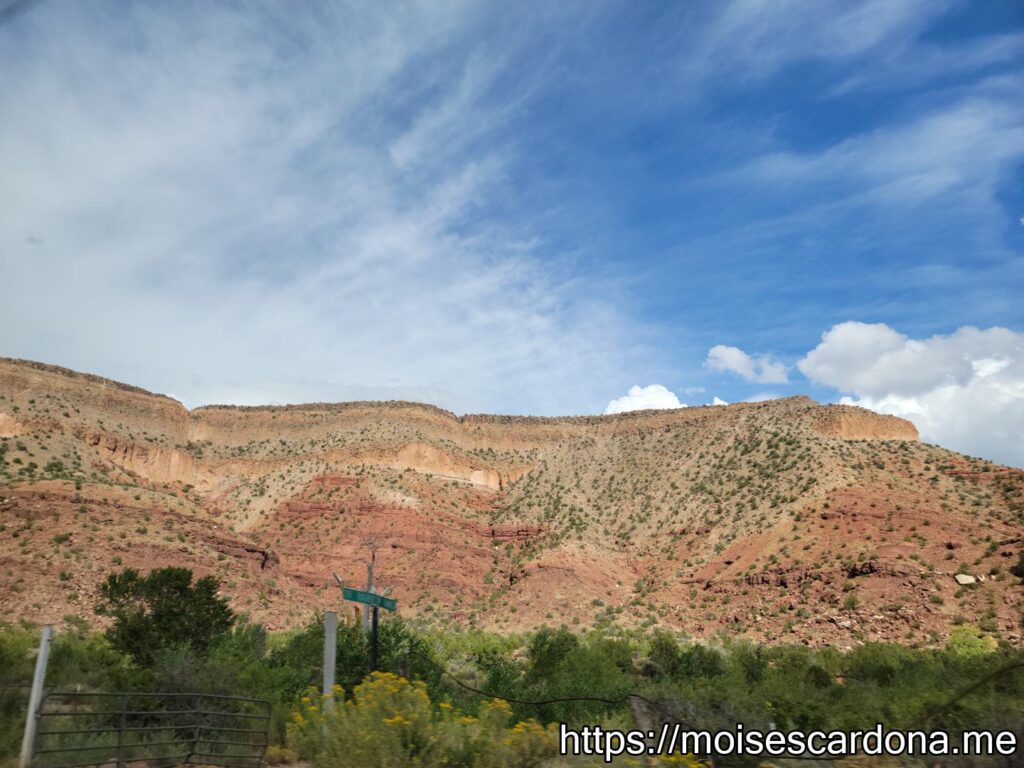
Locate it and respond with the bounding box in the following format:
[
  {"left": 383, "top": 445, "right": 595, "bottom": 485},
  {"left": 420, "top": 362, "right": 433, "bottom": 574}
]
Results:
[
  {"left": 0, "top": 1, "right": 657, "bottom": 415},
  {"left": 749, "top": 88, "right": 1024, "bottom": 206},
  {"left": 828, "top": 32, "right": 1024, "bottom": 96},
  {"left": 1, "top": 0, "right": 1021, "bottom": 472},
  {"left": 678, "top": 0, "right": 947, "bottom": 85}
]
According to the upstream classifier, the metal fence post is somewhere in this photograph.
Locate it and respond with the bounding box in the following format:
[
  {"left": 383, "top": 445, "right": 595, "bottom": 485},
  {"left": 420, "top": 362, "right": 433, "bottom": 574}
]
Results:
[
  {"left": 323, "top": 611, "right": 337, "bottom": 709},
  {"left": 191, "top": 693, "right": 202, "bottom": 764},
  {"left": 322, "top": 610, "right": 338, "bottom": 740},
  {"left": 19, "top": 625, "right": 53, "bottom": 768},
  {"left": 116, "top": 694, "right": 126, "bottom": 768}
]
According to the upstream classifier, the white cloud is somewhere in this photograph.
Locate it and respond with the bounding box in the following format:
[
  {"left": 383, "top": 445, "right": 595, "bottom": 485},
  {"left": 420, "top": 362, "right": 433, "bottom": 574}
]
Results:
[
  {"left": 705, "top": 345, "right": 788, "bottom": 384},
  {"left": 711, "top": 396, "right": 728, "bottom": 406},
  {"left": 799, "top": 322, "right": 1024, "bottom": 467},
  {"left": 828, "top": 32, "right": 1024, "bottom": 97},
  {"left": 749, "top": 94, "right": 1024, "bottom": 207},
  {"left": 685, "top": 0, "right": 941, "bottom": 84},
  {"left": 605, "top": 385, "right": 685, "bottom": 415}
]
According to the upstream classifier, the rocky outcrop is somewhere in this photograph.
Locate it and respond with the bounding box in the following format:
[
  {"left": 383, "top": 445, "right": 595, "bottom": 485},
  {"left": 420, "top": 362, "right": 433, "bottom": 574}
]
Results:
[
  {"left": 390, "top": 443, "right": 507, "bottom": 490},
  {"left": 745, "top": 568, "right": 823, "bottom": 587},
  {"left": 479, "top": 524, "right": 545, "bottom": 541},
  {"left": 86, "top": 432, "right": 197, "bottom": 484},
  {"left": 0, "top": 412, "right": 24, "bottom": 438},
  {"left": 811, "top": 405, "right": 919, "bottom": 441},
  {"left": 308, "top": 475, "right": 361, "bottom": 491},
  {"left": 278, "top": 499, "right": 344, "bottom": 519}
]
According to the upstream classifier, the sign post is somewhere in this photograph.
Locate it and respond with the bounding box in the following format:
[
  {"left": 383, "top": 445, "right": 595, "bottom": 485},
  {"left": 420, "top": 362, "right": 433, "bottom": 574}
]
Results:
[
  {"left": 340, "top": 586, "right": 397, "bottom": 672},
  {"left": 341, "top": 587, "right": 397, "bottom": 611},
  {"left": 370, "top": 606, "right": 379, "bottom": 671}
]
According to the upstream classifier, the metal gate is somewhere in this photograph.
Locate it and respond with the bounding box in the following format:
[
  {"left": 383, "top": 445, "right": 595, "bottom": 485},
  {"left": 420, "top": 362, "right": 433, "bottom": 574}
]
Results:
[{"left": 31, "top": 691, "right": 270, "bottom": 768}]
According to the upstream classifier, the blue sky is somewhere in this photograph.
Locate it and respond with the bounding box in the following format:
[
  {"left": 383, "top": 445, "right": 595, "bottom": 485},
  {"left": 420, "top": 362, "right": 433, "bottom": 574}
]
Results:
[{"left": 1, "top": 0, "right": 1023, "bottom": 465}]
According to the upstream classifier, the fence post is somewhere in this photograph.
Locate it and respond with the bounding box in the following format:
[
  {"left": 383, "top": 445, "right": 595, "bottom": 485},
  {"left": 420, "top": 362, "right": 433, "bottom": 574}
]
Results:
[
  {"left": 116, "top": 694, "right": 127, "bottom": 768},
  {"left": 323, "top": 611, "right": 337, "bottom": 711},
  {"left": 19, "top": 625, "right": 53, "bottom": 768},
  {"left": 191, "top": 693, "right": 202, "bottom": 764}
]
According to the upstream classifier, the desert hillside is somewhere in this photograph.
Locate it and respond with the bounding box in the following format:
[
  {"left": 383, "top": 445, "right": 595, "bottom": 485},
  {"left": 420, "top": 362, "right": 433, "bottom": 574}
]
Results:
[{"left": 1, "top": 357, "right": 1021, "bottom": 646}]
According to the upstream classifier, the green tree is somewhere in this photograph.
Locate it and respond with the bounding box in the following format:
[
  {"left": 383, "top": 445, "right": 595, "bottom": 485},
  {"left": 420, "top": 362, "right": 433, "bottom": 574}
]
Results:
[
  {"left": 524, "top": 625, "right": 578, "bottom": 686},
  {"left": 95, "top": 567, "right": 234, "bottom": 667},
  {"left": 648, "top": 630, "right": 682, "bottom": 677}
]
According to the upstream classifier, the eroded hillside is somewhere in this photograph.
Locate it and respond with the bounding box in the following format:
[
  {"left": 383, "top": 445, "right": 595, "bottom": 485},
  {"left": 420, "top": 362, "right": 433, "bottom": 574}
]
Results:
[{"left": 1, "top": 358, "right": 1021, "bottom": 646}]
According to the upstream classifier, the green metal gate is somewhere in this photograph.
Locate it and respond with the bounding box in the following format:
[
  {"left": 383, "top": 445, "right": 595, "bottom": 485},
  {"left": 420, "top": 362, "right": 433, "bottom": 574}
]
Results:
[{"left": 31, "top": 691, "right": 270, "bottom": 768}]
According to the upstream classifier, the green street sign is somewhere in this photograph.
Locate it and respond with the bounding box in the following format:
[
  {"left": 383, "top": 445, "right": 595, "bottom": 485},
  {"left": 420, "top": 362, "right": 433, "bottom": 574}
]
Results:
[{"left": 342, "top": 587, "right": 397, "bottom": 611}]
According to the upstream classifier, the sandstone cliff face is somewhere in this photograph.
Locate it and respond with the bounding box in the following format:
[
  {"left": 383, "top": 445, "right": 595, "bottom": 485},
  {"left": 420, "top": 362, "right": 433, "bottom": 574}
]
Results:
[
  {"left": 2, "top": 357, "right": 1021, "bottom": 646},
  {"left": 85, "top": 432, "right": 198, "bottom": 484},
  {"left": 0, "top": 359, "right": 921, "bottom": 450},
  {"left": 811, "top": 405, "right": 919, "bottom": 441},
  {"left": 389, "top": 443, "right": 509, "bottom": 490}
]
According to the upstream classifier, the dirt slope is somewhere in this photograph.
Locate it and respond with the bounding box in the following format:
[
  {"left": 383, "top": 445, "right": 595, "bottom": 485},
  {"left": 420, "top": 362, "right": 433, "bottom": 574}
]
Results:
[{"left": 1, "top": 358, "right": 1021, "bottom": 646}]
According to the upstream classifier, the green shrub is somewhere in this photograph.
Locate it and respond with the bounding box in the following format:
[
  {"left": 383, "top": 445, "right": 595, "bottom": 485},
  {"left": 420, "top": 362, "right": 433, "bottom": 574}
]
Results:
[
  {"left": 288, "top": 673, "right": 555, "bottom": 768},
  {"left": 946, "top": 624, "right": 998, "bottom": 657}
]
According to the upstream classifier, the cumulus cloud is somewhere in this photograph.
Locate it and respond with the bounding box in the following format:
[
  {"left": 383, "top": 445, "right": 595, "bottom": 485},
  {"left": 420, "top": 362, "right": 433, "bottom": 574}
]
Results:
[
  {"left": 605, "top": 385, "right": 685, "bottom": 415},
  {"left": 799, "top": 322, "right": 1024, "bottom": 467},
  {"left": 705, "top": 345, "right": 788, "bottom": 384},
  {"left": 711, "top": 396, "right": 728, "bottom": 406}
]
